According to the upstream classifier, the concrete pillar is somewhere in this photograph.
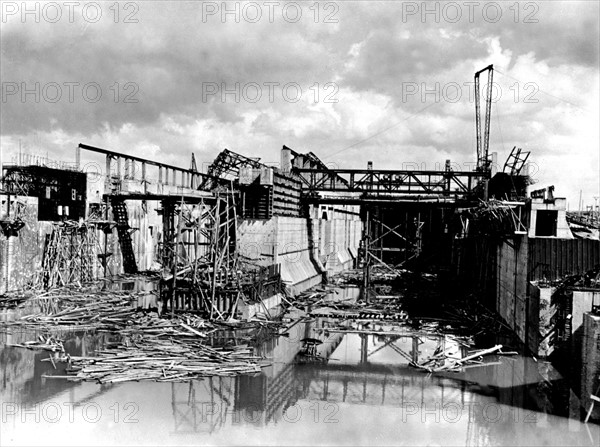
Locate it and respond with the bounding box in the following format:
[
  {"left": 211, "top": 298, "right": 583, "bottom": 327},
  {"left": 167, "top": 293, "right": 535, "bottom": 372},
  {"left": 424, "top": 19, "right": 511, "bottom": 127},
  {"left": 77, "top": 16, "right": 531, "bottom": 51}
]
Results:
[
  {"left": 3, "top": 236, "right": 14, "bottom": 292},
  {"left": 411, "top": 336, "right": 419, "bottom": 363},
  {"left": 75, "top": 145, "right": 81, "bottom": 170},
  {"left": 360, "top": 334, "right": 368, "bottom": 364},
  {"left": 362, "top": 208, "right": 371, "bottom": 291},
  {"left": 141, "top": 162, "right": 147, "bottom": 194},
  {"left": 273, "top": 217, "right": 279, "bottom": 264},
  {"left": 281, "top": 145, "right": 292, "bottom": 172},
  {"left": 523, "top": 161, "right": 532, "bottom": 196},
  {"left": 491, "top": 151, "right": 498, "bottom": 176},
  {"left": 0, "top": 238, "right": 8, "bottom": 294}
]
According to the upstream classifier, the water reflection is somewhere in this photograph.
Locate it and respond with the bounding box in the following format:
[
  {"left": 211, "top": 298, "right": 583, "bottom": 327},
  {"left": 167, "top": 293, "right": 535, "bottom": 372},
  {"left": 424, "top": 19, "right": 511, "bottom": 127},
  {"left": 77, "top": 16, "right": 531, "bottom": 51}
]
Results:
[{"left": 1, "top": 288, "right": 599, "bottom": 446}]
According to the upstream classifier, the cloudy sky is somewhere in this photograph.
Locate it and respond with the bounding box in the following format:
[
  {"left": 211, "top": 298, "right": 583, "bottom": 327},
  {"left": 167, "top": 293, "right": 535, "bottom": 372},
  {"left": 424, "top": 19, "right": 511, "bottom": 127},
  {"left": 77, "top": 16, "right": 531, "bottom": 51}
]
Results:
[{"left": 1, "top": 0, "right": 599, "bottom": 207}]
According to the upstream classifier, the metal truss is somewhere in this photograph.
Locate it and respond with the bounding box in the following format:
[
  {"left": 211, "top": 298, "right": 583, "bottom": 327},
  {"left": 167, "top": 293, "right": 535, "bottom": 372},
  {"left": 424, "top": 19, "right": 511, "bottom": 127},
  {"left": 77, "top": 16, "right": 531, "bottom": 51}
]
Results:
[
  {"left": 77, "top": 143, "right": 220, "bottom": 195},
  {"left": 199, "top": 149, "right": 263, "bottom": 190},
  {"left": 293, "top": 168, "right": 485, "bottom": 199},
  {"left": 503, "top": 146, "right": 530, "bottom": 176}
]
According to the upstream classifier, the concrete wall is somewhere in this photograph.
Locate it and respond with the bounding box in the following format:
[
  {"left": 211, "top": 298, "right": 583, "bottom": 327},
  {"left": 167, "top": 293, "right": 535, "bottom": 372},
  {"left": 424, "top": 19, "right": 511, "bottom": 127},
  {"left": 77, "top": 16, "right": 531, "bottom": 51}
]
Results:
[
  {"left": 581, "top": 312, "right": 600, "bottom": 421},
  {"left": 277, "top": 216, "right": 322, "bottom": 294},
  {"left": 125, "top": 200, "right": 162, "bottom": 271},
  {"left": 496, "top": 236, "right": 529, "bottom": 343},
  {"left": 0, "top": 194, "right": 162, "bottom": 292},
  {"left": 571, "top": 291, "right": 599, "bottom": 399},
  {"left": 1, "top": 197, "right": 54, "bottom": 292},
  {"left": 319, "top": 218, "right": 361, "bottom": 274},
  {"left": 238, "top": 212, "right": 362, "bottom": 296},
  {"left": 528, "top": 283, "right": 556, "bottom": 356},
  {"left": 314, "top": 204, "right": 361, "bottom": 275},
  {"left": 2, "top": 189, "right": 361, "bottom": 297},
  {"left": 496, "top": 237, "right": 598, "bottom": 358},
  {"left": 572, "top": 291, "right": 597, "bottom": 334},
  {"left": 529, "top": 198, "right": 573, "bottom": 239}
]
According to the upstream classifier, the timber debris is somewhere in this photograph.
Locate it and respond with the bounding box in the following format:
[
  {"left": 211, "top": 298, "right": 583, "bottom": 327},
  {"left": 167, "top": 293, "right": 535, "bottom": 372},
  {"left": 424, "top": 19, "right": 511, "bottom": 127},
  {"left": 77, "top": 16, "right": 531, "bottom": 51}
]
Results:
[
  {"left": 64, "top": 338, "right": 264, "bottom": 383},
  {"left": 411, "top": 344, "right": 505, "bottom": 373},
  {"left": 2, "top": 281, "right": 270, "bottom": 382}
]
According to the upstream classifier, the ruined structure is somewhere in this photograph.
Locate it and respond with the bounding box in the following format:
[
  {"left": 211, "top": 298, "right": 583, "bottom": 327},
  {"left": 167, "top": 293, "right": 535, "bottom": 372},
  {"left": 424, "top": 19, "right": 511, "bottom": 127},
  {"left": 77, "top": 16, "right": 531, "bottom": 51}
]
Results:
[{"left": 1, "top": 65, "right": 599, "bottom": 420}]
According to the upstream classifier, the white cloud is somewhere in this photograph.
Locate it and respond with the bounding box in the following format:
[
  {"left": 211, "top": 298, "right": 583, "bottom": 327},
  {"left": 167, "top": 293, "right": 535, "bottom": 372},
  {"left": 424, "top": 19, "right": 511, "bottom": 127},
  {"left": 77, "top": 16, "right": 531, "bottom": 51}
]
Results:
[{"left": 1, "top": 1, "right": 598, "bottom": 206}]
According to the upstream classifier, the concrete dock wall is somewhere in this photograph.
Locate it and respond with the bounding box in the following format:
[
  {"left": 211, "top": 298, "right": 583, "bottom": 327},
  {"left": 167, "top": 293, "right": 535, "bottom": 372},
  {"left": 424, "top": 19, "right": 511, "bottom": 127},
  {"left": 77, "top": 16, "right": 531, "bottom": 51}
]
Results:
[
  {"left": 0, "top": 196, "right": 159, "bottom": 292},
  {"left": 528, "top": 284, "right": 555, "bottom": 356},
  {"left": 581, "top": 312, "right": 600, "bottom": 421},
  {"left": 124, "top": 200, "right": 162, "bottom": 271},
  {"left": 238, "top": 214, "right": 361, "bottom": 296},
  {"left": 496, "top": 235, "right": 600, "bottom": 357},
  {"left": 1, "top": 197, "right": 60, "bottom": 292},
  {"left": 2, "top": 198, "right": 361, "bottom": 296},
  {"left": 496, "top": 236, "right": 529, "bottom": 344},
  {"left": 319, "top": 218, "right": 361, "bottom": 274}
]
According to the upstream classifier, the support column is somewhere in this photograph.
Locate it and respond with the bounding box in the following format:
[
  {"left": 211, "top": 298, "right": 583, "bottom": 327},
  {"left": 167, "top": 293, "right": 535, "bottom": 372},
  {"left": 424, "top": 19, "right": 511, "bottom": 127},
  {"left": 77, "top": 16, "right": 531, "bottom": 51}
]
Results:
[
  {"left": 412, "top": 336, "right": 419, "bottom": 363},
  {"left": 360, "top": 333, "right": 368, "bottom": 364},
  {"left": 105, "top": 155, "right": 112, "bottom": 193},
  {"left": 141, "top": 162, "right": 147, "bottom": 194},
  {"left": 75, "top": 145, "right": 81, "bottom": 170},
  {"left": 281, "top": 145, "right": 292, "bottom": 172},
  {"left": 361, "top": 207, "right": 371, "bottom": 291}
]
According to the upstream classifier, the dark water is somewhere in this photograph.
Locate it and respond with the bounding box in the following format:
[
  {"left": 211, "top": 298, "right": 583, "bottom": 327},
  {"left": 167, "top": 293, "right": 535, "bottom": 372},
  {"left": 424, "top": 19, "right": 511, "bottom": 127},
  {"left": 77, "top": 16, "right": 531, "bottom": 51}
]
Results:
[{"left": 1, "top": 286, "right": 599, "bottom": 446}]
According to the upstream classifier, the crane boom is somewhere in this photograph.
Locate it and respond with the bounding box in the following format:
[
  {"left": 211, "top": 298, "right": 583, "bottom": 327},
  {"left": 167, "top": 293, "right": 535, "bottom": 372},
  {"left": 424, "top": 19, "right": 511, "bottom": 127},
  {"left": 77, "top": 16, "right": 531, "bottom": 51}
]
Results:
[{"left": 474, "top": 64, "right": 493, "bottom": 175}]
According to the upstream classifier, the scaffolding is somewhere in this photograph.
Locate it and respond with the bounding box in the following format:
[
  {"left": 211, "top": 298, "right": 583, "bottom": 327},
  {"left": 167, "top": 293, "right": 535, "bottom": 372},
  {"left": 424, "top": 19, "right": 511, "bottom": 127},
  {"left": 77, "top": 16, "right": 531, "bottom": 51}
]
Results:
[
  {"left": 161, "top": 185, "right": 244, "bottom": 319},
  {"left": 0, "top": 165, "right": 33, "bottom": 236},
  {"left": 38, "top": 220, "right": 102, "bottom": 289}
]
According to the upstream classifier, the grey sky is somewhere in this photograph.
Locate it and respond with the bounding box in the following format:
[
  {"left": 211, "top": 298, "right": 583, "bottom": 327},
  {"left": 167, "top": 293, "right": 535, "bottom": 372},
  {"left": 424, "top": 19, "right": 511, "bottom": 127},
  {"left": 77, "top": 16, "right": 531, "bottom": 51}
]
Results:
[{"left": 1, "top": 1, "right": 599, "bottom": 206}]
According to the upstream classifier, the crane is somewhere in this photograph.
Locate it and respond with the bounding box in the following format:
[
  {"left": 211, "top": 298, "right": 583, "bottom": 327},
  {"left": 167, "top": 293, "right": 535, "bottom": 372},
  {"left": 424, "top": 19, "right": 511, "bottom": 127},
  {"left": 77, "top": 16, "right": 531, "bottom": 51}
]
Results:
[{"left": 474, "top": 64, "right": 494, "bottom": 175}]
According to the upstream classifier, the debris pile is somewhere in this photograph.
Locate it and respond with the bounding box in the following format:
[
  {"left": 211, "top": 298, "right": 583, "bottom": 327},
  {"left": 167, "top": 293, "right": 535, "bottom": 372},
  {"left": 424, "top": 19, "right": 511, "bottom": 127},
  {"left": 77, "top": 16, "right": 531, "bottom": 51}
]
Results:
[
  {"left": 62, "top": 338, "right": 264, "bottom": 383},
  {"left": 7, "top": 335, "right": 65, "bottom": 352},
  {"left": 2, "top": 285, "right": 142, "bottom": 331},
  {"left": 412, "top": 344, "right": 506, "bottom": 373},
  {"left": 290, "top": 284, "right": 409, "bottom": 322},
  {"left": 2, "top": 282, "right": 270, "bottom": 383}
]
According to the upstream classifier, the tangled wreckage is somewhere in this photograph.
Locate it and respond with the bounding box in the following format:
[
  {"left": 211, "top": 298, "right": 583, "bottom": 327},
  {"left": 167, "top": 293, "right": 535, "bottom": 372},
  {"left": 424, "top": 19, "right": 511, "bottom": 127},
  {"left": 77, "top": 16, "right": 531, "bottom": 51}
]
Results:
[{"left": 1, "top": 66, "right": 600, "bottom": 422}]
